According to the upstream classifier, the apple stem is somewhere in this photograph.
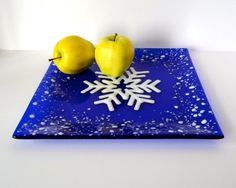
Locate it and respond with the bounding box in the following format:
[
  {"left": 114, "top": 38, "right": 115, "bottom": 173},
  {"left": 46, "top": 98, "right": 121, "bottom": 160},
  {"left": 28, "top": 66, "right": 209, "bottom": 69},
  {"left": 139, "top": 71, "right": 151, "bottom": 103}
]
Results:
[
  {"left": 48, "top": 57, "right": 61, "bottom": 62},
  {"left": 113, "top": 33, "right": 118, "bottom": 41}
]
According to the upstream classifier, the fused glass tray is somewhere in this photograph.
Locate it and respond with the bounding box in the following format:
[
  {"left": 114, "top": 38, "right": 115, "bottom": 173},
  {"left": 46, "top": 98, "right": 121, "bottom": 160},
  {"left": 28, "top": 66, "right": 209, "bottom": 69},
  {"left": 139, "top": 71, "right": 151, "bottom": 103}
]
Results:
[{"left": 13, "top": 48, "right": 224, "bottom": 139}]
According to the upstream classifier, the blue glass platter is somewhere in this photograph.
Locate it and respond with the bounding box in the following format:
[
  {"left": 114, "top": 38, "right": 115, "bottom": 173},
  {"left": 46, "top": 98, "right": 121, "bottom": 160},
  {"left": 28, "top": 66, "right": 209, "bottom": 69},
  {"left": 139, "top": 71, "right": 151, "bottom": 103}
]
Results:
[{"left": 13, "top": 48, "right": 224, "bottom": 139}]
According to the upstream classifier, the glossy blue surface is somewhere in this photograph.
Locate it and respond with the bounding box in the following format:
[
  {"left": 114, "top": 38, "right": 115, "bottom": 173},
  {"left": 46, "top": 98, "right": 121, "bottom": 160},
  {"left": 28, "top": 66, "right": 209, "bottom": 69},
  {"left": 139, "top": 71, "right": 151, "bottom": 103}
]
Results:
[{"left": 13, "top": 48, "right": 224, "bottom": 139}]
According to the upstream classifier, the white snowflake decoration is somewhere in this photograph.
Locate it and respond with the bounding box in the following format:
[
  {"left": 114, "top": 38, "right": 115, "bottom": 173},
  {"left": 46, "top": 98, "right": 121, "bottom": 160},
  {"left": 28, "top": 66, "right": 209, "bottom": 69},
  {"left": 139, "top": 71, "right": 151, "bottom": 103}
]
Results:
[{"left": 81, "top": 67, "right": 161, "bottom": 111}]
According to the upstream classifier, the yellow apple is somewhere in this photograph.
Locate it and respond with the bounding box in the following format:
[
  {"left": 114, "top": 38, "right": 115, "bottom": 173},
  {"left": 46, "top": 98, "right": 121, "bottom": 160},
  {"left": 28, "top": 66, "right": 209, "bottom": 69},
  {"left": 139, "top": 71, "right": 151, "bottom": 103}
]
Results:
[
  {"left": 95, "top": 34, "right": 134, "bottom": 77},
  {"left": 50, "top": 35, "right": 95, "bottom": 74}
]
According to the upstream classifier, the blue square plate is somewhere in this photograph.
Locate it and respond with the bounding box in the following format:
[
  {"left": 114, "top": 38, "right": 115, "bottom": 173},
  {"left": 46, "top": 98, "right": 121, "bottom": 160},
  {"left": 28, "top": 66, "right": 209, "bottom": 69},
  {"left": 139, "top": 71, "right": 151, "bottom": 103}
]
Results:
[{"left": 13, "top": 48, "right": 224, "bottom": 139}]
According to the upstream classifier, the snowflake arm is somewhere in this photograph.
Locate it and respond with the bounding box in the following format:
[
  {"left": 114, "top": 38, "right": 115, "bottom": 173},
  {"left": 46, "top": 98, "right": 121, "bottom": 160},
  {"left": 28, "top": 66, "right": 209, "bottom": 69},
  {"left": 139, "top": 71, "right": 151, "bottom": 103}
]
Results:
[
  {"left": 94, "top": 89, "right": 123, "bottom": 111},
  {"left": 124, "top": 67, "right": 149, "bottom": 84},
  {"left": 125, "top": 89, "right": 155, "bottom": 110},
  {"left": 95, "top": 72, "right": 122, "bottom": 84},
  {"left": 81, "top": 80, "right": 116, "bottom": 94},
  {"left": 127, "top": 79, "right": 161, "bottom": 93},
  {"left": 145, "top": 79, "right": 161, "bottom": 93}
]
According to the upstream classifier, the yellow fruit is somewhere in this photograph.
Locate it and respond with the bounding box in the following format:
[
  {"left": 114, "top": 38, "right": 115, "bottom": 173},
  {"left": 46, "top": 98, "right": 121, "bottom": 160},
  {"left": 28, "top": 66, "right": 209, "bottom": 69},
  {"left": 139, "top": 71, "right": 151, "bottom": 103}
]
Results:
[
  {"left": 52, "top": 35, "right": 95, "bottom": 74},
  {"left": 95, "top": 34, "right": 134, "bottom": 77}
]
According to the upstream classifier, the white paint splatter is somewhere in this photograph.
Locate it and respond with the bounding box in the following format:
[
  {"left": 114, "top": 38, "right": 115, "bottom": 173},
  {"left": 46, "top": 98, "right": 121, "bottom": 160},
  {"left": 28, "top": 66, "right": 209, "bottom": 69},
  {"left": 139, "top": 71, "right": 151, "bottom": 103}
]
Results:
[
  {"left": 40, "top": 122, "right": 45, "bottom": 125},
  {"left": 160, "top": 55, "right": 165, "bottom": 59},
  {"left": 29, "top": 114, "right": 35, "bottom": 118},
  {"left": 201, "top": 119, "right": 207, "bottom": 124}
]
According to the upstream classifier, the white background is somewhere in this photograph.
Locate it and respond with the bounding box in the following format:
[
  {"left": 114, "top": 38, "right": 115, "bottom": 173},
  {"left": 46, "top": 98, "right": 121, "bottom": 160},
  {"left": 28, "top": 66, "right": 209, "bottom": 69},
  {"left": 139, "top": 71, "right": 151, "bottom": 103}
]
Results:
[
  {"left": 0, "top": 0, "right": 236, "bottom": 51},
  {"left": 1, "top": 0, "right": 236, "bottom": 188}
]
